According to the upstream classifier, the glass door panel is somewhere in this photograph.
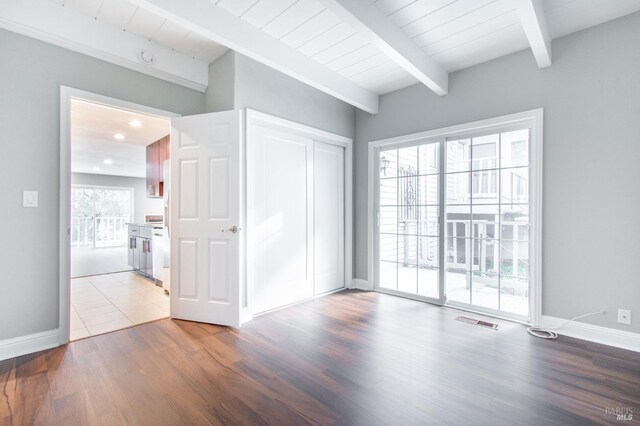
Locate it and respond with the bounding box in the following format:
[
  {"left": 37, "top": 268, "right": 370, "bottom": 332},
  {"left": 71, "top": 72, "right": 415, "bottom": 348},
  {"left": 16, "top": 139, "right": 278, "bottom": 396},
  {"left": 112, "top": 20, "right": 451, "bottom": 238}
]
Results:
[
  {"left": 71, "top": 186, "right": 133, "bottom": 248},
  {"left": 93, "top": 188, "right": 132, "bottom": 247},
  {"left": 71, "top": 187, "right": 94, "bottom": 248},
  {"left": 374, "top": 121, "right": 535, "bottom": 322},
  {"left": 376, "top": 142, "right": 441, "bottom": 300},
  {"left": 445, "top": 129, "right": 531, "bottom": 319}
]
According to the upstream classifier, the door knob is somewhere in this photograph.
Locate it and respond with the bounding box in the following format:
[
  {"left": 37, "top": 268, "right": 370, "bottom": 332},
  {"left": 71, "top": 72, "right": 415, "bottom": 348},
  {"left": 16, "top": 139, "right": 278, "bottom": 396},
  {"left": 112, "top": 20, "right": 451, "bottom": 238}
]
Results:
[{"left": 222, "top": 226, "right": 241, "bottom": 233}]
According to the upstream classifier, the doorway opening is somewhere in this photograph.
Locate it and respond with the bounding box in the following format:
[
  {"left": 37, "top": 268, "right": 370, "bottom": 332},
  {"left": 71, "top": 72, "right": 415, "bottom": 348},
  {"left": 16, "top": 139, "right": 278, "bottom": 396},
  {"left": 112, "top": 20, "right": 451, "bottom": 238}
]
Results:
[{"left": 62, "top": 88, "right": 176, "bottom": 341}]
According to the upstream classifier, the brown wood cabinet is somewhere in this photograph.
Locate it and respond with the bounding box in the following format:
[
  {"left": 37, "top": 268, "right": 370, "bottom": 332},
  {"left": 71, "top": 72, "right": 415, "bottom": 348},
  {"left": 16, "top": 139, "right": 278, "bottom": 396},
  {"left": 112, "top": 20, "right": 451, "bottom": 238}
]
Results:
[{"left": 146, "top": 135, "right": 170, "bottom": 198}]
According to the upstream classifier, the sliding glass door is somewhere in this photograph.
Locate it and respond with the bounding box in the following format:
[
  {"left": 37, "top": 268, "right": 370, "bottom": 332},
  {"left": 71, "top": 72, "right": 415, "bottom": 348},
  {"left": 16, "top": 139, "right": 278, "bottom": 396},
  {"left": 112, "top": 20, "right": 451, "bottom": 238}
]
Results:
[
  {"left": 71, "top": 185, "right": 133, "bottom": 248},
  {"left": 377, "top": 142, "right": 442, "bottom": 301},
  {"left": 444, "top": 129, "right": 530, "bottom": 318},
  {"left": 374, "top": 118, "right": 537, "bottom": 321}
]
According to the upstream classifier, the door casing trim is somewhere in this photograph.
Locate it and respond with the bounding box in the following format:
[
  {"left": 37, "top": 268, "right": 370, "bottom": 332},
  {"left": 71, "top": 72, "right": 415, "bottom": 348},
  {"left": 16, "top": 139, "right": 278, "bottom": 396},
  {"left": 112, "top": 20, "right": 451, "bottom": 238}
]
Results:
[{"left": 59, "top": 86, "right": 179, "bottom": 344}]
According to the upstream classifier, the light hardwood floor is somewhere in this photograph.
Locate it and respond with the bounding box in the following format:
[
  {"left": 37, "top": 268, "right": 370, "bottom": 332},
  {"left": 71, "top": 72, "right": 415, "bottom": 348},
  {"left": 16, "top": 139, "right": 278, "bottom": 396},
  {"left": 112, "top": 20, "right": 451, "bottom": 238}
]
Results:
[
  {"left": 71, "top": 272, "right": 169, "bottom": 340},
  {"left": 1, "top": 291, "right": 639, "bottom": 425}
]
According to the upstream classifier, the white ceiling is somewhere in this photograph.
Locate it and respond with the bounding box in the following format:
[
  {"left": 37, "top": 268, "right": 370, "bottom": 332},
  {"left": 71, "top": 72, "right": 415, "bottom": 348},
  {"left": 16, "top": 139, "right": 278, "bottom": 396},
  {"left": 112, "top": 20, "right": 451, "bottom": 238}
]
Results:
[
  {"left": 209, "top": 0, "right": 640, "bottom": 95},
  {"left": 2, "top": 0, "right": 640, "bottom": 110},
  {"left": 47, "top": 0, "right": 229, "bottom": 63},
  {"left": 71, "top": 99, "right": 170, "bottom": 178}
]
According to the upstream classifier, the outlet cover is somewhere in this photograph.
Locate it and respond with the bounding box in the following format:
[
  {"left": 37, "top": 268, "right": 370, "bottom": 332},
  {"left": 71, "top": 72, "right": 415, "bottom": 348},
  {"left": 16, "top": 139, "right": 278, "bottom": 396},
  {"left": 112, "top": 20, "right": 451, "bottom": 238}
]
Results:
[{"left": 618, "top": 309, "right": 631, "bottom": 325}]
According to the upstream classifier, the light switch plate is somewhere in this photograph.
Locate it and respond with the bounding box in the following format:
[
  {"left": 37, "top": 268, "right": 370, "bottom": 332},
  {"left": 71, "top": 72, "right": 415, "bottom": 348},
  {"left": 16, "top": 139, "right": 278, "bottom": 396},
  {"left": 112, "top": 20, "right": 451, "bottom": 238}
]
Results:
[
  {"left": 23, "top": 190, "right": 38, "bottom": 208},
  {"left": 618, "top": 309, "right": 631, "bottom": 325}
]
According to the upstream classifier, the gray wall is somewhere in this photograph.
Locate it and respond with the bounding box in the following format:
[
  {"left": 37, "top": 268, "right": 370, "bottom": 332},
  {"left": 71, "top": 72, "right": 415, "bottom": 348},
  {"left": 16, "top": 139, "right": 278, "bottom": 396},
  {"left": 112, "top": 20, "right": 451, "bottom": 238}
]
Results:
[
  {"left": 355, "top": 12, "right": 640, "bottom": 332},
  {"left": 233, "top": 53, "right": 356, "bottom": 139},
  {"left": 204, "top": 50, "right": 235, "bottom": 113},
  {"left": 205, "top": 51, "right": 356, "bottom": 138},
  {"left": 71, "top": 173, "right": 164, "bottom": 225},
  {"left": 0, "top": 29, "right": 205, "bottom": 340}
]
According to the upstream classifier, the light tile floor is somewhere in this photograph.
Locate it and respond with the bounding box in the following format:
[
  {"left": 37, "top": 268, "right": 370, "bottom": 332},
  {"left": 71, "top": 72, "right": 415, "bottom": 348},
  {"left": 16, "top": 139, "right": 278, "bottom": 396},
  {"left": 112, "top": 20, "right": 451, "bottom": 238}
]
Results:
[
  {"left": 70, "top": 272, "right": 169, "bottom": 340},
  {"left": 71, "top": 246, "right": 131, "bottom": 278}
]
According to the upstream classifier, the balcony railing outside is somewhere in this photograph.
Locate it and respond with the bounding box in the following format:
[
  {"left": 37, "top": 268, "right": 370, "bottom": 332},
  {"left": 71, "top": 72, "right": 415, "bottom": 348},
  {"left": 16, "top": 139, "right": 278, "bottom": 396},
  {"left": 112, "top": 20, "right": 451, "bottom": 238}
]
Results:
[{"left": 71, "top": 216, "right": 129, "bottom": 248}]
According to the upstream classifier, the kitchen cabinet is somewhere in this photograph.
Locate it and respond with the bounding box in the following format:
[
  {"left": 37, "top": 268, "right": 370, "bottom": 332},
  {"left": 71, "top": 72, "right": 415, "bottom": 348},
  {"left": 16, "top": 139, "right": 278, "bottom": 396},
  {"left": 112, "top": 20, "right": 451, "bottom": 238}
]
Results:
[
  {"left": 146, "top": 135, "right": 170, "bottom": 198},
  {"left": 128, "top": 224, "right": 154, "bottom": 279}
]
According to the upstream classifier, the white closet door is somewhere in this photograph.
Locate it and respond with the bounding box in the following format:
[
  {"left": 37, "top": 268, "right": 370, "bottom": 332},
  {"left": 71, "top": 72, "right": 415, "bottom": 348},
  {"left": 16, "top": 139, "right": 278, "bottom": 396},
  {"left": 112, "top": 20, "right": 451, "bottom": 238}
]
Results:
[
  {"left": 249, "top": 125, "right": 314, "bottom": 314},
  {"left": 314, "top": 141, "right": 345, "bottom": 295}
]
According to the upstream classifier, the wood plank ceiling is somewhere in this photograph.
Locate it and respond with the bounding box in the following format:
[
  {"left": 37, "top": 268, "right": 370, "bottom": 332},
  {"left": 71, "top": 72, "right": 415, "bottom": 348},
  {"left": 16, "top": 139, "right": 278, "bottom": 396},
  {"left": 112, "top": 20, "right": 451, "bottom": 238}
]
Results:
[
  {"left": 28, "top": 0, "right": 640, "bottom": 101},
  {"left": 47, "top": 0, "right": 228, "bottom": 63},
  {"left": 208, "top": 0, "right": 640, "bottom": 95}
]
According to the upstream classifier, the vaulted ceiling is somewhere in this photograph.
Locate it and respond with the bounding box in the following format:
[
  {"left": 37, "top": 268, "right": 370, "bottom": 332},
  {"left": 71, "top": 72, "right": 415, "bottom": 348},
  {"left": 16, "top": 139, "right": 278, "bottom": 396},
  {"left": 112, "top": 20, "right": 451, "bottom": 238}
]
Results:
[{"left": 2, "top": 0, "right": 639, "bottom": 113}]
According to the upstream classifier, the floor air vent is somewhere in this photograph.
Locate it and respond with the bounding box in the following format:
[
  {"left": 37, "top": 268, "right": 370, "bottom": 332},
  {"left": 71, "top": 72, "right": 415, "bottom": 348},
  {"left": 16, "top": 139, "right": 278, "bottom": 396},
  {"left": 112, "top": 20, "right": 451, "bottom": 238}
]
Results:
[{"left": 455, "top": 316, "right": 499, "bottom": 330}]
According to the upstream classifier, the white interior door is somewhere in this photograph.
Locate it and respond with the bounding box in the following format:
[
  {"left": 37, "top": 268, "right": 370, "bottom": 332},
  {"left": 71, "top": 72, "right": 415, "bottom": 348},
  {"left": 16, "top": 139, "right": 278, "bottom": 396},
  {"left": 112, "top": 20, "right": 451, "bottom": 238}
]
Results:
[
  {"left": 249, "top": 125, "right": 314, "bottom": 314},
  {"left": 314, "top": 141, "right": 345, "bottom": 295},
  {"left": 170, "top": 110, "right": 243, "bottom": 327}
]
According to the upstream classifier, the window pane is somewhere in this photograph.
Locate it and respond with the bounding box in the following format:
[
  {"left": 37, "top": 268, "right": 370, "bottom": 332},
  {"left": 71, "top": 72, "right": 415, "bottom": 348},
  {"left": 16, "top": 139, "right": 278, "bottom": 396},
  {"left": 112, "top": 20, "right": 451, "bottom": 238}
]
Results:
[
  {"left": 419, "top": 142, "right": 439, "bottom": 174},
  {"left": 71, "top": 188, "right": 94, "bottom": 248},
  {"left": 471, "top": 237, "right": 499, "bottom": 275},
  {"left": 379, "top": 149, "right": 398, "bottom": 178},
  {"left": 379, "top": 206, "right": 398, "bottom": 234},
  {"left": 418, "top": 267, "right": 439, "bottom": 299},
  {"left": 500, "top": 277, "right": 529, "bottom": 316},
  {"left": 418, "top": 174, "right": 439, "bottom": 205},
  {"left": 398, "top": 146, "right": 418, "bottom": 176},
  {"left": 501, "top": 205, "right": 529, "bottom": 241},
  {"left": 398, "top": 263, "right": 418, "bottom": 294},
  {"left": 446, "top": 172, "right": 471, "bottom": 204},
  {"left": 472, "top": 170, "right": 499, "bottom": 204},
  {"left": 398, "top": 176, "right": 418, "bottom": 215},
  {"left": 446, "top": 205, "right": 471, "bottom": 236},
  {"left": 446, "top": 269, "right": 470, "bottom": 304},
  {"left": 471, "top": 272, "right": 499, "bottom": 310},
  {"left": 471, "top": 204, "right": 500, "bottom": 237},
  {"left": 501, "top": 129, "right": 529, "bottom": 168},
  {"left": 517, "top": 224, "right": 529, "bottom": 241},
  {"left": 471, "top": 134, "right": 499, "bottom": 171},
  {"left": 379, "top": 261, "right": 398, "bottom": 290},
  {"left": 419, "top": 236, "right": 439, "bottom": 269},
  {"left": 398, "top": 235, "right": 418, "bottom": 266},
  {"left": 398, "top": 219, "right": 418, "bottom": 236},
  {"left": 500, "top": 240, "right": 529, "bottom": 278},
  {"left": 398, "top": 233, "right": 419, "bottom": 294},
  {"left": 501, "top": 167, "right": 529, "bottom": 204},
  {"left": 379, "top": 178, "right": 398, "bottom": 206},
  {"left": 379, "top": 234, "right": 397, "bottom": 263},
  {"left": 446, "top": 237, "right": 468, "bottom": 265},
  {"left": 446, "top": 139, "right": 470, "bottom": 172},
  {"left": 419, "top": 206, "right": 439, "bottom": 237}
]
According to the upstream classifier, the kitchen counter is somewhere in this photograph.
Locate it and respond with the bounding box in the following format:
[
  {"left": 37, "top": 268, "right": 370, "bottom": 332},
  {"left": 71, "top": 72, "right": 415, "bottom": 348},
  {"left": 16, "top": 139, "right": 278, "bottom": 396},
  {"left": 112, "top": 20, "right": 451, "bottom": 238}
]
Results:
[{"left": 127, "top": 222, "right": 164, "bottom": 229}]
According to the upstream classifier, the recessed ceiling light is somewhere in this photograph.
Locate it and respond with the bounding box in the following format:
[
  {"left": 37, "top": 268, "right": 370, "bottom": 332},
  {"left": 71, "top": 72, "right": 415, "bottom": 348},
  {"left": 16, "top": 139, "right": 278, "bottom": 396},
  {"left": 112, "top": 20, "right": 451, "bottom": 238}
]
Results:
[
  {"left": 92, "top": 167, "right": 100, "bottom": 172},
  {"left": 113, "top": 133, "right": 125, "bottom": 140},
  {"left": 129, "top": 119, "right": 142, "bottom": 128},
  {"left": 103, "top": 159, "right": 113, "bottom": 165}
]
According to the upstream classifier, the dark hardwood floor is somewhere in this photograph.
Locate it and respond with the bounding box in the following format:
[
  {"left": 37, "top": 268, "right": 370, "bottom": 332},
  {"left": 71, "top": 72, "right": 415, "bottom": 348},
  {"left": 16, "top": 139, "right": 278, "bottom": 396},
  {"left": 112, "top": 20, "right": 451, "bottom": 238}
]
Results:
[{"left": 1, "top": 290, "right": 639, "bottom": 425}]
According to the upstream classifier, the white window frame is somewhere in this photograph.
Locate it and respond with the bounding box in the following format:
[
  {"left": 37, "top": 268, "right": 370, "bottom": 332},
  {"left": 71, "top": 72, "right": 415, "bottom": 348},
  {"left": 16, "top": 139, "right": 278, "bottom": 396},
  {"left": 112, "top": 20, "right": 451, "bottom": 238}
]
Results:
[
  {"left": 70, "top": 184, "right": 135, "bottom": 249},
  {"left": 368, "top": 109, "right": 543, "bottom": 325}
]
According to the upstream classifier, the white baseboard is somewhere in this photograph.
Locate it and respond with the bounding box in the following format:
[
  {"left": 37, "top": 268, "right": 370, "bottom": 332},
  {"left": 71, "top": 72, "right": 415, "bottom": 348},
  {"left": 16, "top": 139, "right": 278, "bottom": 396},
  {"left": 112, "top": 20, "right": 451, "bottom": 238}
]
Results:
[
  {"left": 0, "top": 329, "right": 60, "bottom": 361},
  {"left": 539, "top": 316, "right": 640, "bottom": 352},
  {"left": 352, "top": 278, "right": 373, "bottom": 291}
]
